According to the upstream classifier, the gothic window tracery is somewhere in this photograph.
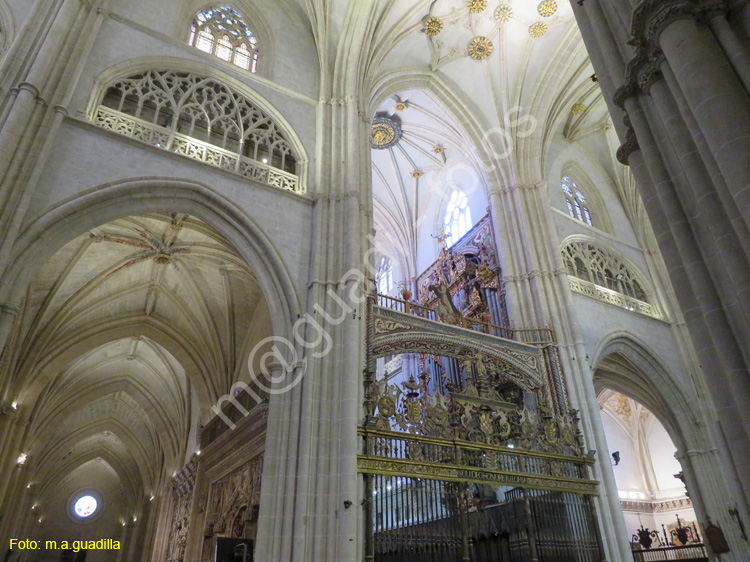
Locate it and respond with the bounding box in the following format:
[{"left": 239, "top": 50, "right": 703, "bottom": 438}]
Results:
[
  {"left": 93, "top": 69, "right": 302, "bottom": 192},
  {"left": 189, "top": 5, "right": 260, "bottom": 73},
  {"left": 377, "top": 257, "right": 394, "bottom": 295},
  {"left": 562, "top": 176, "right": 593, "bottom": 226},
  {"left": 444, "top": 190, "right": 472, "bottom": 246},
  {"left": 562, "top": 241, "right": 648, "bottom": 302}
]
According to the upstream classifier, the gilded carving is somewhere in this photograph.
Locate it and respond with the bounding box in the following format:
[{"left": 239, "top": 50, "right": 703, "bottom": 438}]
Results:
[
  {"left": 424, "top": 17, "right": 443, "bottom": 36},
  {"left": 494, "top": 4, "right": 513, "bottom": 23},
  {"left": 371, "top": 117, "right": 403, "bottom": 150},
  {"left": 468, "top": 37, "right": 494, "bottom": 61}
]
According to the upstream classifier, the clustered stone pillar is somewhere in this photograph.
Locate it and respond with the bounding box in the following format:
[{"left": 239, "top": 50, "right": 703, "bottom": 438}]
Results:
[
  {"left": 254, "top": 4, "right": 379, "bottom": 560},
  {"left": 488, "top": 181, "right": 632, "bottom": 561},
  {"left": 572, "top": 0, "right": 750, "bottom": 556}
]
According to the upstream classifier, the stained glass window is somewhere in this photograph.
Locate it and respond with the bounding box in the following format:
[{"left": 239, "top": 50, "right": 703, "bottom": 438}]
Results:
[
  {"left": 444, "top": 191, "right": 472, "bottom": 246},
  {"left": 376, "top": 257, "right": 394, "bottom": 294},
  {"left": 188, "top": 6, "right": 260, "bottom": 73},
  {"left": 562, "top": 176, "right": 593, "bottom": 226},
  {"left": 74, "top": 496, "right": 98, "bottom": 518}
]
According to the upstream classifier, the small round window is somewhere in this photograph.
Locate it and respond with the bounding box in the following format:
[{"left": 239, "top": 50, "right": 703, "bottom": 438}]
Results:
[{"left": 74, "top": 495, "right": 98, "bottom": 518}]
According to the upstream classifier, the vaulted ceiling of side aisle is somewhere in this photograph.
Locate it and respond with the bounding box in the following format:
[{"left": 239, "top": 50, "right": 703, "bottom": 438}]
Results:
[{"left": 2, "top": 214, "right": 271, "bottom": 519}]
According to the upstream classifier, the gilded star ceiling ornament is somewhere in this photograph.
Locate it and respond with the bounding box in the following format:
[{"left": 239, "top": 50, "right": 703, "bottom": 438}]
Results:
[
  {"left": 468, "top": 36, "right": 494, "bottom": 61},
  {"left": 467, "top": 0, "right": 487, "bottom": 13},
  {"left": 371, "top": 117, "right": 403, "bottom": 150},
  {"left": 538, "top": 0, "right": 558, "bottom": 17},
  {"left": 494, "top": 4, "right": 513, "bottom": 23},
  {"left": 411, "top": 170, "right": 423, "bottom": 178},
  {"left": 91, "top": 227, "right": 192, "bottom": 277},
  {"left": 529, "top": 22, "right": 548, "bottom": 38},
  {"left": 395, "top": 102, "right": 408, "bottom": 111},
  {"left": 571, "top": 103, "right": 587, "bottom": 115},
  {"left": 424, "top": 17, "right": 443, "bottom": 36}
]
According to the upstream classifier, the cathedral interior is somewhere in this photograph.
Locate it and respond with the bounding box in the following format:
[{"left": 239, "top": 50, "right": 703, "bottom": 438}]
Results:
[{"left": 0, "top": 1, "right": 749, "bottom": 561}]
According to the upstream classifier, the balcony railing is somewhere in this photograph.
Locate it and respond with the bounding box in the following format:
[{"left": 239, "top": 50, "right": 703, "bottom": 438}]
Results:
[
  {"left": 375, "top": 293, "right": 555, "bottom": 345},
  {"left": 631, "top": 544, "right": 708, "bottom": 562},
  {"left": 569, "top": 276, "right": 658, "bottom": 318},
  {"left": 91, "top": 106, "right": 303, "bottom": 194}
]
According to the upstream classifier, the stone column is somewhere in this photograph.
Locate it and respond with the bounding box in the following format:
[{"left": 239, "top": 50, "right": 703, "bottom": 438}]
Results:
[
  {"left": 254, "top": 5, "right": 375, "bottom": 558},
  {"left": 148, "top": 488, "right": 174, "bottom": 562},
  {"left": 0, "top": 0, "right": 111, "bottom": 355},
  {"left": 658, "top": 16, "right": 750, "bottom": 224},
  {"left": 487, "top": 180, "right": 631, "bottom": 561}
]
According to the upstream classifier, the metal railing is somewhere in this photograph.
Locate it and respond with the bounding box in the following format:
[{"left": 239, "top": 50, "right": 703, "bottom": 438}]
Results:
[
  {"left": 631, "top": 544, "right": 708, "bottom": 562},
  {"left": 375, "top": 293, "right": 555, "bottom": 345}
]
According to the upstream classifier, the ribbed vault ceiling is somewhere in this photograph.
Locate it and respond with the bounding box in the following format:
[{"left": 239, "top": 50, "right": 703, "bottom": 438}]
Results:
[{"left": 4, "top": 213, "right": 270, "bottom": 516}]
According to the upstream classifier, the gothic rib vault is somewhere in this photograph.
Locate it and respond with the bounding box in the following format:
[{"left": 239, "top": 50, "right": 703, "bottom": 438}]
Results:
[{"left": 0, "top": 1, "right": 747, "bottom": 562}]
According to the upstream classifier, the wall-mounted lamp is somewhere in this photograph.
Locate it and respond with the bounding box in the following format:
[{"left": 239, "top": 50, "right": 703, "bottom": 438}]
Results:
[{"left": 611, "top": 451, "right": 621, "bottom": 466}]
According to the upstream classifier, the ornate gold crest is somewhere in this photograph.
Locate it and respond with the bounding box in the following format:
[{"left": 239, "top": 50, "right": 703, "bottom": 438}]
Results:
[
  {"left": 467, "top": 0, "right": 487, "bottom": 13},
  {"left": 529, "top": 22, "right": 548, "bottom": 38},
  {"left": 468, "top": 37, "right": 494, "bottom": 61},
  {"left": 537, "top": 0, "right": 558, "bottom": 17},
  {"left": 424, "top": 17, "right": 443, "bottom": 36},
  {"left": 370, "top": 117, "right": 403, "bottom": 150},
  {"left": 494, "top": 5, "right": 513, "bottom": 24},
  {"left": 571, "top": 103, "right": 587, "bottom": 115}
]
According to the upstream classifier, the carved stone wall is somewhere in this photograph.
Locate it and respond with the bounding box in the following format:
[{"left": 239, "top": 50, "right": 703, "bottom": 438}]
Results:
[
  {"left": 204, "top": 455, "right": 264, "bottom": 540},
  {"left": 167, "top": 458, "right": 197, "bottom": 562}
]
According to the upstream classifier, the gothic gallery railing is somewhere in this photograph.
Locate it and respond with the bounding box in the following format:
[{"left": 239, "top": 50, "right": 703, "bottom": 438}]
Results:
[
  {"left": 91, "top": 106, "right": 303, "bottom": 194},
  {"left": 568, "top": 277, "right": 658, "bottom": 318}
]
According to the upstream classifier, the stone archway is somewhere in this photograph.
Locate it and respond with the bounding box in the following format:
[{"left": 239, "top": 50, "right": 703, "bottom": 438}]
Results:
[{"left": 591, "top": 334, "right": 748, "bottom": 558}]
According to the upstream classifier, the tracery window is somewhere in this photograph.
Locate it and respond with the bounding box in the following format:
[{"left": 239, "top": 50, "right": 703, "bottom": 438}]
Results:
[
  {"left": 562, "top": 242, "right": 648, "bottom": 302},
  {"left": 92, "top": 69, "right": 302, "bottom": 193},
  {"left": 444, "top": 191, "right": 472, "bottom": 247},
  {"left": 376, "top": 257, "right": 394, "bottom": 295},
  {"left": 562, "top": 176, "right": 593, "bottom": 226},
  {"left": 189, "top": 6, "right": 260, "bottom": 73}
]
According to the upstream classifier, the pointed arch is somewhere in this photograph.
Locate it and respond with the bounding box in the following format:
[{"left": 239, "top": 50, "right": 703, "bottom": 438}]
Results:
[
  {"left": 0, "top": 0, "right": 14, "bottom": 56},
  {"left": 590, "top": 333, "right": 702, "bottom": 451},
  {"left": 561, "top": 234, "right": 661, "bottom": 317},
  {"left": 1, "top": 178, "right": 301, "bottom": 423},
  {"left": 86, "top": 58, "right": 309, "bottom": 193}
]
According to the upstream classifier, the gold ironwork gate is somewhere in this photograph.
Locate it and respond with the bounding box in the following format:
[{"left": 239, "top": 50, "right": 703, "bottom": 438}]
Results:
[{"left": 361, "top": 297, "right": 607, "bottom": 561}]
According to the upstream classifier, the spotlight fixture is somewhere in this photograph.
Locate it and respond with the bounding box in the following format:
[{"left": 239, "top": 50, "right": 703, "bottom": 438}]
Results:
[{"left": 611, "top": 451, "right": 621, "bottom": 466}]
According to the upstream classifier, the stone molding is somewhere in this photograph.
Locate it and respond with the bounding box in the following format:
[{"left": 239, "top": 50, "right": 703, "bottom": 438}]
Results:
[
  {"left": 501, "top": 269, "right": 567, "bottom": 284},
  {"left": 621, "top": 496, "right": 693, "bottom": 513},
  {"left": 611, "top": 0, "right": 728, "bottom": 164}
]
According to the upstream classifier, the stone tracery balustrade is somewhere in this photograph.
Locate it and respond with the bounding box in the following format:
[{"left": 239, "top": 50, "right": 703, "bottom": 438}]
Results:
[
  {"left": 568, "top": 276, "right": 659, "bottom": 318},
  {"left": 92, "top": 106, "right": 303, "bottom": 194}
]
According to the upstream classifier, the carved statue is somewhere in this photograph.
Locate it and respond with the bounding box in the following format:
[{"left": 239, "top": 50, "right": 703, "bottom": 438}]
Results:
[{"left": 428, "top": 283, "right": 462, "bottom": 325}]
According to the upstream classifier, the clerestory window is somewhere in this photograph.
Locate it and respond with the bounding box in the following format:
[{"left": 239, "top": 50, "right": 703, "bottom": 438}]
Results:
[{"left": 189, "top": 6, "right": 260, "bottom": 73}]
